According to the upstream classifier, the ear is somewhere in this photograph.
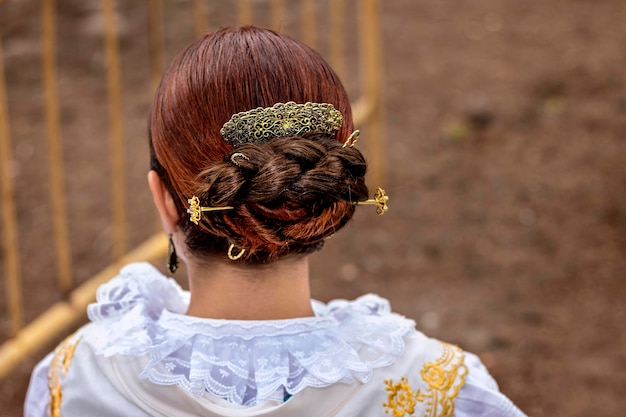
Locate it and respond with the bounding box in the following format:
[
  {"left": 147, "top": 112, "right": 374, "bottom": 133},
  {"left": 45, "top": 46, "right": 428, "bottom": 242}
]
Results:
[{"left": 148, "top": 170, "right": 180, "bottom": 233}]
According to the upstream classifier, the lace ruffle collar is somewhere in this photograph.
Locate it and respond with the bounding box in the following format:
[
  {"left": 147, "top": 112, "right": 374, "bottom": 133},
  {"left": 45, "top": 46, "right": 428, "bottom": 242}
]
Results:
[{"left": 86, "top": 262, "right": 416, "bottom": 406}]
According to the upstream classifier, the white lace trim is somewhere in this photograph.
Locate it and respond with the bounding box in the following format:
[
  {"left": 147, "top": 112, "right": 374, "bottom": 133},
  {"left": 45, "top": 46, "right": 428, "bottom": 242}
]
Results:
[{"left": 86, "top": 262, "right": 416, "bottom": 406}]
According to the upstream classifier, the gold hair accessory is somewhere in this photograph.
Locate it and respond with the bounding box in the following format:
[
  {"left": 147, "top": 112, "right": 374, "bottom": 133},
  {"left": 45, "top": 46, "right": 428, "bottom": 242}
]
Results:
[
  {"left": 230, "top": 152, "right": 250, "bottom": 167},
  {"left": 187, "top": 195, "right": 233, "bottom": 225},
  {"left": 227, "top": 243, "right": 246, "bottom": 260},
  {"left": 357, "top": 188, "right": 389, "bottom": 215},
  {"left": 342, "top": 130, "right": 360, "bottom": 148},
  {"left": 220, "top": 102, "right": 343, "bottom": 147}
]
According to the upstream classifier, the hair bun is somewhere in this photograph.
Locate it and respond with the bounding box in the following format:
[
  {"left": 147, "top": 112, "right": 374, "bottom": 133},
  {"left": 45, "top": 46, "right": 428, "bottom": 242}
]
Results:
[{"left": 186, "top": 136, "right": 368, "bottom": 262}]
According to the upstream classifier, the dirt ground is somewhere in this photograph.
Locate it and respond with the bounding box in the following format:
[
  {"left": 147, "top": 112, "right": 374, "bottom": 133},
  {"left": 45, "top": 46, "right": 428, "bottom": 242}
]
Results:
[{"left": 1, "top": 0, "right": 625, "bottom": 416}]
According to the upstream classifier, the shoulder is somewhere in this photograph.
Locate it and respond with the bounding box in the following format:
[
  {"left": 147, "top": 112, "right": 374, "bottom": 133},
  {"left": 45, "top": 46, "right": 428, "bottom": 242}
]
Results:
[
  {"left": 319, "top": 333, "right": 527, "bottom": 417},
  {"left": 25, "top": 326, "right": 153, "bottom": 417},
  {"left": 24, "top": 262, "right": 178, "bottom": 417},
  {"left": 370, "top": 336, "right": 468, "bottom": 417},
  {"left": 454, "top": 351, "right": 527, "bottom": 417},
  {"left": 318, "top": 296, "right": 527, "bottom": 416},
  {"left": 391, "top": 335, "right": 527, "bottom": 417}
]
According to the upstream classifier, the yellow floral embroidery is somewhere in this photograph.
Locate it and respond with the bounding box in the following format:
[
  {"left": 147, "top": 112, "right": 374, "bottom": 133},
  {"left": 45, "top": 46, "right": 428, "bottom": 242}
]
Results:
[
  {"left": 420, "top": 344, "right": 468, "bottom": 417},
  {"left": 47, "top": 334, "right": 81, "bottom": 417},
  {"left": 383, "top": 343, "right": 468, "bottom": 417},
  {"left": 383, "top": 377, "right": 418, "bottom": 417}
]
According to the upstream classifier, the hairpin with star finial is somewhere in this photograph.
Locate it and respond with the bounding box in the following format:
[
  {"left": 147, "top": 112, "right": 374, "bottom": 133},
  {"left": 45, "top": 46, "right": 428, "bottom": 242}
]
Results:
[
  {"left": 357, "top": 188, "right": 389, "bottom": 215},
  {"left": 186, "top": 196, "right": 233, "bottom": 225}
]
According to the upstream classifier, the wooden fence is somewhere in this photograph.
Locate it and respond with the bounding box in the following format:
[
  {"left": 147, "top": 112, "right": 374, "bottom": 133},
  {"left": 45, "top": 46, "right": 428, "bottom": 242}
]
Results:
[{"left": 0, "top": 0, "right": 383, "bottom": 380}]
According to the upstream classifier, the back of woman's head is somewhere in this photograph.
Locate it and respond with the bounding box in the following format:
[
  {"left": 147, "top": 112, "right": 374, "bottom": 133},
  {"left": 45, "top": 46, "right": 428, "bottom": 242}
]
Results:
[{"left": 150, "top": 26, "right": 369, "bottom": 263}]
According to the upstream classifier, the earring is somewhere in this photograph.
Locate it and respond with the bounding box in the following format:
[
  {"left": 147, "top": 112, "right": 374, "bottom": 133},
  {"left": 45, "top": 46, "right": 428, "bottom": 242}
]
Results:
[{"left": 167, "top": 234, "right": 178, "bottom": 273}]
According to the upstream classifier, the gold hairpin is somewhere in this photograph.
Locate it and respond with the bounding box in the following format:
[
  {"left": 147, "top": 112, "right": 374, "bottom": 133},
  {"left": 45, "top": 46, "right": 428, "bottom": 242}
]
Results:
[
  {"left": 357, "top": 188, "right": 389, "bottom": 215},
  {"left": 342, "top": 130, "right": 360, "bottom": 148},
  {"left": 187, "top": 196, "right": 234, "bottom": 225},
  {"left": 230, "top": 152, "right": 250, "bottom": 167}
]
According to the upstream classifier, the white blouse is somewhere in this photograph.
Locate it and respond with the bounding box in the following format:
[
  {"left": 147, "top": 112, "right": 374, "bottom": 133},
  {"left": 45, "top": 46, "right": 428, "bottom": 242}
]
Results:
[{"left": 24, "top": 262, "right": 527, "bottom": 417}]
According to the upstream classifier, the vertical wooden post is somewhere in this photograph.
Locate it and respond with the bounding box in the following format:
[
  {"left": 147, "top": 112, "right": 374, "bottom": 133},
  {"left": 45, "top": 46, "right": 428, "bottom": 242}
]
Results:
[
  {"left": 193, "top": 0, "right": 207, "bottom": 38},
  {"left": 359, "top": 0, "right": 384, "bottom": 187},
  {"left": 148, "top": 0, "right": 164, "bottom": 93},
  {"left": 0, "top": 34, "right": 24, "bottom": 336},
  {"left": 271, "top": 0, "right": 285, "bottom": 31},
  {"left": 238, "top": 0, "right": 252, "bottom": 26},
  {"left": 42, "top": 0, "right": 73, "bottom": 293},
  {"left": 301, "top": 0, "right": 316, "bottom": 49},
  {"left": 101, "top": 0, "right": 127, "bottom": 260},
  {"left": 329, "top": 0, "right": 346, "bottom": 81}
]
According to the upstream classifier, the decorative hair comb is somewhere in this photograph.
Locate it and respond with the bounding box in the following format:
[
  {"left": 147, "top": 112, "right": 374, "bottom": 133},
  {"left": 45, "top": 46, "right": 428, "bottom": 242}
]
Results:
[{"left": 220, "top": 101, "right": 343, "bottom": 147}]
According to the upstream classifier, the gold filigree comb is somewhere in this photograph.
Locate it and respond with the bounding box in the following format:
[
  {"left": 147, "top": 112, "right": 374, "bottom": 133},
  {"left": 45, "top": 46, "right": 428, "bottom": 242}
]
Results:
[{"left": 220, "top": 102, "right": 343, "bottom": 147}]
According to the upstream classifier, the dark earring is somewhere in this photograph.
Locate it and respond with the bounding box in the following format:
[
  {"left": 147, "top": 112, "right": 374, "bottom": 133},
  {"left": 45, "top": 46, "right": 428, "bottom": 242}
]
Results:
[{"left": 167, "top": 234, "right": 178, "bottom": 273}]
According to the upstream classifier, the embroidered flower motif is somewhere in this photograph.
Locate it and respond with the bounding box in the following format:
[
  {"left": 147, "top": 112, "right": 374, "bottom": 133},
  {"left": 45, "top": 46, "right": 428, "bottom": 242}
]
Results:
[
  {"left": 422, "top": 365, "right": 446, "bottom": 389},
  {"left": 382, "top": 343, "right": 468, "bottom": 417},
  {"left": 383, "top": 377, "right": 417, "bottom": 417},
  {"left": 420, "top": 344, "right": 468, "bottom": 417}
]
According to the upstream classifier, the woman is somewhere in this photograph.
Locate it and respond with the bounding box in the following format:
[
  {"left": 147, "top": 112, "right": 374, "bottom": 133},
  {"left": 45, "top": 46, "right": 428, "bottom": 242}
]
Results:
[{"left": 25, "top": 26, "right": 526, "bottom": 416}]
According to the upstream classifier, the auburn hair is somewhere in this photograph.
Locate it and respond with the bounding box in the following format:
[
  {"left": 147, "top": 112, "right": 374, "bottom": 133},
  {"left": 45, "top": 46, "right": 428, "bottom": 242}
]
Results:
[{"left": 149, "top": 26, "right": 368, "bottom": 263}]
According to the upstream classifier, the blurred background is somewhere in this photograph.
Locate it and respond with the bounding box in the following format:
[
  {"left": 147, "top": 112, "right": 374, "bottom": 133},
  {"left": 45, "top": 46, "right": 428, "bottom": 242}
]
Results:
[{"left": 1, "top": 0, "right": 625, "bottom": 416}]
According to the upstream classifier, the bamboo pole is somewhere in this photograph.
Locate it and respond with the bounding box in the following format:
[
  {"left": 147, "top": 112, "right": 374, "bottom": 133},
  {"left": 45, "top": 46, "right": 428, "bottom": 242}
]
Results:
[
  {"left": 329, "top": 0, "right": 346, "bottom": 81},
  {"left": 42, "top": 0, "right": 73, "bottom": 293},
  {"left": 358, "top": 0, "right": 384, "bottom": 187},
  {"left": 0, "top": 233, "right": 168, "bottom": 380},
  {"left": 101, "top": 0, "right": 127, "bottom": 260},
  {"left": 148, "top": 0, "right": 164, "bottom": 93},
  {"left": 352, "top": 97, "right": 374, "bottom": 127},
  {"left": 301, "top": 0, "right": 316, "bottom": 49},
  {"left": 193, "top": 0, "right": 207, "bottom": 38},
  {"left": 271, "top": 0, "right": 285, "bottom": 32},
  {"left": 0, "top": 29, "right": 24, "bottom": 336},
  {"left": 237, "top": 0, "right": 252, "bottom": 26}
]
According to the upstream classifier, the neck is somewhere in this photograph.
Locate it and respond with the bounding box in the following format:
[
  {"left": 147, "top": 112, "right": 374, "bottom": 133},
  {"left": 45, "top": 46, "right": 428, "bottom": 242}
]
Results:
[{"left": 184, "top": 255, "right": 314, "bottom": 320}]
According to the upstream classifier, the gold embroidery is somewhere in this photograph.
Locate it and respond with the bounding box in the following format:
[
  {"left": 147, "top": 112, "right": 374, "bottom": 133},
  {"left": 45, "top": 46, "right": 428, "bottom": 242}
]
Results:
[
  {"left": 383, "top": 377, "right": 418, "bottom": 417},
  {"left": 419, "top": 344, "right": 468, "bottom": 417},
  {"left": 47, "top": 334, "right": 81, "bottom": 417},
  {"left": 383, "top": 343, "right": 468, "bottom": 417}
]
